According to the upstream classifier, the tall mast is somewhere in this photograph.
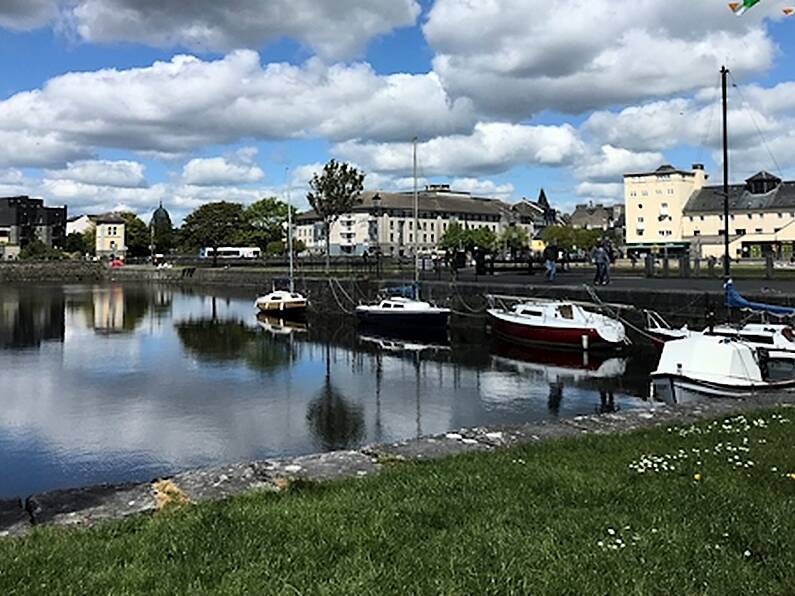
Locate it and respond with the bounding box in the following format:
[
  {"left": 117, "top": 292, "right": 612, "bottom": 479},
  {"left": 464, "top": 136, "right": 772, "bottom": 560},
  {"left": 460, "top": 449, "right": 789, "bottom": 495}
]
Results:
[
  {"left": 286, "top": 167, "right": 295, "bottom": 293},
  {"left": 721, "top": 65, "right": 730, "bottom": 279},
  {"left": 413, "top": 136, "right": 419, "bottom": 287}
]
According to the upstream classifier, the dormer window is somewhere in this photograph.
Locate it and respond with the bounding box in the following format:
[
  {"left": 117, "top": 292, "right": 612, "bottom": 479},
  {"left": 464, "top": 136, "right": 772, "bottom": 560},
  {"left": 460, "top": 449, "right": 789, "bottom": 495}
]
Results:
[{"left": 746, "top": 171, "right": 781, "bottom": 195}]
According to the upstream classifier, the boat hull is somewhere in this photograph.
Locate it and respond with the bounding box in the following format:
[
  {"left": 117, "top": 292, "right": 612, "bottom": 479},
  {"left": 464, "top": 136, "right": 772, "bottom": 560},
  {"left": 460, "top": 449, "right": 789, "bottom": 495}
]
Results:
[
  {"left": 356, "top": 310, "right": 450, "bottom": 331},
  {"left": 652, "top": 374, "right": 795, "bottom": 404},
  {"left": 489, "top": 313, "right": 621, "bottom": 351}
]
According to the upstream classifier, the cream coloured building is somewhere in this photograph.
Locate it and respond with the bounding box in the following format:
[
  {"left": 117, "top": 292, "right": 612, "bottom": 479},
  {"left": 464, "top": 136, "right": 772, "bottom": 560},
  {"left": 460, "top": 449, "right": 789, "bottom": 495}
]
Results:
[
  {"left": 624, "top": 164, "right": 708, "bottom": 253},
  {"left": 295, "top": 185, "right": 539, "bottom": 256},
  {"left": 94, "top": 214, "right": 127, "bottom": 259},
  {"left": 625, "top": 165, "right": 795, "bottom": 259}
]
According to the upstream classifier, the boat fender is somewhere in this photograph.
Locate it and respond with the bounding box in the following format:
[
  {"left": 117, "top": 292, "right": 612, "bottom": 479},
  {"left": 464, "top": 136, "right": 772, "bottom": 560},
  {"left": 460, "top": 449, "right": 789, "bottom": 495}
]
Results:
[{"left": 581, "top": 334, "right": 589, "bottom": 351}]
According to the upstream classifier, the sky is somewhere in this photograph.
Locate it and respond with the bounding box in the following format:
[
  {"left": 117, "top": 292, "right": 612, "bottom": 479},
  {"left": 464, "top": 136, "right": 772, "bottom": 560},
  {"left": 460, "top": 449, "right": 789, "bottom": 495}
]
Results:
[{"left": 0, "top": 0, "right": 793, "bottom": 223}]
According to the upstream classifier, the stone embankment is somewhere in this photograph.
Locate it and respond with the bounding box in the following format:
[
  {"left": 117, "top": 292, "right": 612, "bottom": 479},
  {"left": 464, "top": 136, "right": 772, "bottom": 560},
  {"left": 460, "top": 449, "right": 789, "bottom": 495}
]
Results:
[
  {"left": 3, "top": 393, "right": 794, "bottom": 538},
  {"left": 0, "top": 261, "right": 105, "bottom": 283}
]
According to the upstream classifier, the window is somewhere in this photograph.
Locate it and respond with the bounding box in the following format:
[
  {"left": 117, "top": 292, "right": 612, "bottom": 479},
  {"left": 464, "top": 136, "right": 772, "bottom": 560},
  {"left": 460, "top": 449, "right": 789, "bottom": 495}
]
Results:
[
  {"left": 755, "top": 228, "right": 763, "bottom": 233},
  {"left": 637, "top": 216, "right": 644, "bottom": 223},
  {"left": 779, "top": 213, "right": 784, "bottom": 219},
  {"left": 748, "top": 214, "right": 753, "bottom": 220},
  {"left": 667, "top": 189, "right": 674, "bottom": 195},
  {"left": 636, "top": 229, "right": 644, "bottom": 236},
  {"left": 718, "top": 230, "right": 725, "bottom": 236},
  {"left": 735, "top": 229, "right": 746, "bottom": 236},
  {"left": 700, "top": 216, "right": 705, "bottom": 221},
  {"left": 693, "top": 230, "right": 701, "bottom": 236},
  {"left": 642, "top": 191, "right": 649, "bottom": 196},
  {"left": 661, "top": 203, "right": 669, "bottom": 209},
  {"left": 688, "top": 216, "right": 693, "bottom": 222},
  {"left": 638, "top": 204, "right": 643, "bottom": 209},
  {"left": 730, "top": 215, "right": 735, "bottom": 220}
]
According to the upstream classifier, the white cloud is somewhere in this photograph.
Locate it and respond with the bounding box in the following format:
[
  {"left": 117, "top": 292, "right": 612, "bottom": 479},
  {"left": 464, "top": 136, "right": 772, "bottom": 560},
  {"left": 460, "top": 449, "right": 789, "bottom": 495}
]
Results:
[
  {"left": 0, "top": 51, "right": 474, "bottom": 169},
  {"left": 575, "top": 145, "right": 664, "bottom": 183},
  {"left": 575, "top": 182, "right": 624, "bottom": 201},
  {"left": 65, "top": 0, "right": 420, "bottom": 60},
  {"left": 46, "top": 159, "right": 147, "bottom": 188},
  {"left": 182, "top": 149, "right": 265, "bottom": 186},
  {"left": 425, "top": 0, "right": 777, "bottom": 118},
  {"left": 448, "top": 178, "right": 514, "bottom": 200},
  {"left": 334, "top": 122, "right": 585, "bottom": 177}
]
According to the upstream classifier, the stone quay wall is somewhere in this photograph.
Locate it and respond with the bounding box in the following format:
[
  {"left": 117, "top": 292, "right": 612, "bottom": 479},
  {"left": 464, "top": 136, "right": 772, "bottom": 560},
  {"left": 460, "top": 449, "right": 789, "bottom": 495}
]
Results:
[
  {"left": 2, "top": 393, "right": 794, "bottom": 538},
  {"left": 0, "top": 261, "right": 106, "bottom": 283}
]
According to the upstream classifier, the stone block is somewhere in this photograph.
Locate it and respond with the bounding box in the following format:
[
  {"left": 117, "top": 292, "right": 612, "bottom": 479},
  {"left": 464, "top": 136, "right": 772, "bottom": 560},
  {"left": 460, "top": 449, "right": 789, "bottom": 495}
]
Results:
[
  {"left": 169, "top": 462, "right": 276, "bottom": 502},
  {"left": 0, "top": 498, "right": 30, "bottom": 537},
  {"left": 27, "top": 482, "right": 156, "bottom": 528},
  {"left": 258, "top": 451, "right": 380, "bottom": 483}
]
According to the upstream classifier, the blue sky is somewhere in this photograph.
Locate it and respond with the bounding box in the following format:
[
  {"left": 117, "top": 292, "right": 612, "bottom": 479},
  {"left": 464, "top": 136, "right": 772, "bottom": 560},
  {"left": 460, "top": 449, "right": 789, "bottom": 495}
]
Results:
[{"left": 0, "top": 0, "right": 793, "bottom": 222}]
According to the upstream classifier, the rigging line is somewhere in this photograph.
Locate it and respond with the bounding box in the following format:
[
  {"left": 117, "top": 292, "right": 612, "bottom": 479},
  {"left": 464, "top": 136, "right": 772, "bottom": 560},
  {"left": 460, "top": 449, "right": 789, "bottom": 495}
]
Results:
[
  {"left": 696, "top": 72, "right": 722, "bottom": 164},
  {"left": 728, "top": 70, "right": 784, "bottom": 178}
]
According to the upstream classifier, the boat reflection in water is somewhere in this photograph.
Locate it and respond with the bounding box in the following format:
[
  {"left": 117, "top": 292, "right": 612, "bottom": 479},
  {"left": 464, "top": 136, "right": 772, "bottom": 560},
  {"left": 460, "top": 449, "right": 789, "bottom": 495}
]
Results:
[
  {"left": 488, "top": 341, "right": 630, "bottom": 416},
  {"left": 256, "top": 313, "right": 308, "bottom": 337},
  {"left": 357, "top": 332, "right": 450, "bottom": 355}
]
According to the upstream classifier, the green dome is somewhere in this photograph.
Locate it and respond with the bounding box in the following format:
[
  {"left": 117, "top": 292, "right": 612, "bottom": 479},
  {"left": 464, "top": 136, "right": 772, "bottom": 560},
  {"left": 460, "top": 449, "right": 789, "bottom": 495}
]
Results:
[{"left": 151, "top": 202, "right": 172, "bottom": 229}]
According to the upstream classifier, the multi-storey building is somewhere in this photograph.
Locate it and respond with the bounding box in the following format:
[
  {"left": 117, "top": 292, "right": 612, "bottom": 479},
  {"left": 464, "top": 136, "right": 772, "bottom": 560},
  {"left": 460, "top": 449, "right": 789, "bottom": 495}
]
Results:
[
  {"left": 0, "top": 196, "right": 67, "bottom": 253},
  {"left": 625, "top": 165, "right": 795, "bottom": 259},
  {"left": 624, "top": 164, "right": 708, "bottom": 255},
  {"left": 295, "top": 185, "right": 539, "bottom": 256},
  {"left": 67, "top": 212, "right": 128, "bottom": 259}
]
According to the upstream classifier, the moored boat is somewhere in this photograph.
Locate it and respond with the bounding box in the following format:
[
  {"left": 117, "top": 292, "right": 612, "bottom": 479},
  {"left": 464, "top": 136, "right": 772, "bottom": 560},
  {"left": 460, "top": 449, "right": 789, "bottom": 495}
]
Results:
[
  {"left": 651, "top": 334, "right": 795, "bottom": 404},
  {"left": 255, "top": 290, "right": 308, "bottom": 315},
  {"left": 487, "top": 300, "right": 627, "bottom": 351},
  {"left": 356, "top": 297, "right": 450, "bottom": 331}
]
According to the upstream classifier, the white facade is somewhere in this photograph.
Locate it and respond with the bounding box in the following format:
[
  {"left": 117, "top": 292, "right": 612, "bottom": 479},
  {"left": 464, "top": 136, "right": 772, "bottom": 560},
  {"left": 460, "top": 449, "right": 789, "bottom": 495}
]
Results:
[{"left": 296, "top": 188, "right": 534, "bottom": 256}]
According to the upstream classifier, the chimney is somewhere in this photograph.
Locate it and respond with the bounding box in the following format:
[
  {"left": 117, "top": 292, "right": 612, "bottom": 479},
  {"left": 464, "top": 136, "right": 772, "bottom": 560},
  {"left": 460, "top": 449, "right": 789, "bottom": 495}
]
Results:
[{"left": 692, "top": 163, "right": 704, "bottom": 171}]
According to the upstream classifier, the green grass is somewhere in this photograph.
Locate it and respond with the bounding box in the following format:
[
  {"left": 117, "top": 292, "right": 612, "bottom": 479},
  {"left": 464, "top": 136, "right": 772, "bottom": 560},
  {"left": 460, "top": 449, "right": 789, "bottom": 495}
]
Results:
[{"left": 2, "top": 409, "right": 795, "bottom": 595}]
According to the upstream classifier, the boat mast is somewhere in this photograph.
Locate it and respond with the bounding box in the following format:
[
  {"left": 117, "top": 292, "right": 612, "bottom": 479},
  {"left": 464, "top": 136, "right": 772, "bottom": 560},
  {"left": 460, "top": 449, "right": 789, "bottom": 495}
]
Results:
[
  {"left": 413, "top": 136, "right": 419, "bottom": 290},
  {"left": 286, "top": 167, "right": 295, "bottom": 293},
  {"left": 721, "top": 65, "right": 730, "bottom": 279}
]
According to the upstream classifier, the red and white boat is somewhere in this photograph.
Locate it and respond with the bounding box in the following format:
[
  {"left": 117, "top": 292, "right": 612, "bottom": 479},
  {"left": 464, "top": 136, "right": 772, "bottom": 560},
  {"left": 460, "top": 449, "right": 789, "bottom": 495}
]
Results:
[{"left": 487, "top": 300, "right": 628, "bottom": 351}]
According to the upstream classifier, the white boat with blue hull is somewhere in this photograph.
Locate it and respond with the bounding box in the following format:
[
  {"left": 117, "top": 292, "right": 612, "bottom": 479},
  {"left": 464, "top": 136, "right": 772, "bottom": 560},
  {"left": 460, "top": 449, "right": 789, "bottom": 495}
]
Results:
[
  {"left": 356, "top": 297, "right": 450, "bottom": 331},
  {"left": 651, "top": 335, "right": 795, "bottom": 404}
]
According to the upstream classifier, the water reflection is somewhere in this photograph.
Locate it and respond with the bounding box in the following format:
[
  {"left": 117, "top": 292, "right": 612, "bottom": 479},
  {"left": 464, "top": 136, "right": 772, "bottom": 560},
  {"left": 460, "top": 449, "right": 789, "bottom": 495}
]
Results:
[
  {"left": 0, "top": 283, "right": 656, "bottom": 498},
  {"left": 306, "top": 344, "right": 365, "bottom": 451}
]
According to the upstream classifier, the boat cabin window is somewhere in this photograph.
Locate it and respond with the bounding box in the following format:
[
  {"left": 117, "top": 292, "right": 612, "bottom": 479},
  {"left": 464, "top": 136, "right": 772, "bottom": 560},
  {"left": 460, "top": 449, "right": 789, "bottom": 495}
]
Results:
[
  {"left": 291, "top": 293, "right": 301, "bottom": 299},
  {"left": 783, "top": 327, "right": 794, "bottom": 342},
  {"left": 558, "top": 305, "right": 574, "bottom": 320},
  {"left": 381, "top": 302, "right": 392, "bottom": 309},
  {"left": 392, "top": 303, "right": 404, "bottom": 309},
  {"left": 272, "top": 296, "right": 282, "bottom": 301},
  {"left": 517, "top": 308, "right": 543, "bottom": 317}
]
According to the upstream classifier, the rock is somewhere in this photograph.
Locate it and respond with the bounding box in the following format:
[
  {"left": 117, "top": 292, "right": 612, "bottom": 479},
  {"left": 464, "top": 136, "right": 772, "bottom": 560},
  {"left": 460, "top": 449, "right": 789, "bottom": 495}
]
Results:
[
  {"left": 168, "top": 463, "right": 276, "bottom": 503},
  {"left": 445, "top": 433, "right": 463, "bottom": 440},
  {"left": 27, "top": 482, "right": 156, "bottom": 527},
  {"left": 259, "top": 451, "right": 380, "bottom": 483},
  {"left": 0, "top": 499, "right": 30, "bottom": 537}
]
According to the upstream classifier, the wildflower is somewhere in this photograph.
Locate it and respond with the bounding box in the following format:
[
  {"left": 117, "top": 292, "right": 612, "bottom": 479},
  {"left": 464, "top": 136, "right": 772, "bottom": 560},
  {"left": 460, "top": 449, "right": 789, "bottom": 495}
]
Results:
[
  {"left": 744, "top": 550, "right": 752, "bottom": 558},
  {"left": 607, "top": 528, "right": 615, "bottom": 535},
  {"left": 694, "top": 473, "right": 702, "bottom": 481},
  {"left": 597, "top": 541, "right": 604, "bottom": 548}
]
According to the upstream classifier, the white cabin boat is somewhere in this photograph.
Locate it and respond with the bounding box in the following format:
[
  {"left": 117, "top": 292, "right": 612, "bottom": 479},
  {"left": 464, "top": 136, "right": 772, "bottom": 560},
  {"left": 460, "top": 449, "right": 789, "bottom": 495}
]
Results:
[
  {"left": 255, "top": 290, "right": 308, "bottom": 315},
  {"left": 651, "top": 335, "right": 795, "bottom": 403},
  {"left": 487, "top": 301, "right": 627, "bottom": 350},
  {"left": 355, "top": 297, "right": 450, "bottom": 331}
]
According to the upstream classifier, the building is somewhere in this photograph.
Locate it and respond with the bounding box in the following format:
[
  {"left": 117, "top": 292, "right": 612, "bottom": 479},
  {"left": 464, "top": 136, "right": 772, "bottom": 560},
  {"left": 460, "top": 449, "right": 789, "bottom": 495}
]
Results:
[
  {"left": 295, "top": 185, "right": 540, "bottom": 256},
  {"left": 67, "top": 213, "right": 128, "bottom": 259},
  {"left": 683, "top": 172, "right": 795, "bottom": 259},
  {"left": 570, "top": 203, "right": 625, "bottom": 231},
  {"left": 624, "top": 164, "right": 795, "bottom": 259},
  {"left": 94, "top": 213, "right": 126, "bottom": 259},
  {"left": 0, "top": 196, "right": 67, "bottom": 255},
  {"left": 624, "top": 164, "right": 708, "bottom": 255}
]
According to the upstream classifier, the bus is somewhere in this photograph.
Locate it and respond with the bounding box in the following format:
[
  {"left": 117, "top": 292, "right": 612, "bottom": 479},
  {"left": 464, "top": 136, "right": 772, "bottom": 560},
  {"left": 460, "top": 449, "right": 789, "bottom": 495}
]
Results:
[{"left": 199, "top": 247, "right": 262, "bottom": 259}]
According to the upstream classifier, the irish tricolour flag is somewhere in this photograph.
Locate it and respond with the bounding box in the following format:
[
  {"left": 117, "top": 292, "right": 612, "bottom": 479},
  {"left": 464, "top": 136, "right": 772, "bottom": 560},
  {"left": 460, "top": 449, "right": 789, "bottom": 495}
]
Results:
[{"left": 729, "top": 0, "right": 761, "bottom": 15}]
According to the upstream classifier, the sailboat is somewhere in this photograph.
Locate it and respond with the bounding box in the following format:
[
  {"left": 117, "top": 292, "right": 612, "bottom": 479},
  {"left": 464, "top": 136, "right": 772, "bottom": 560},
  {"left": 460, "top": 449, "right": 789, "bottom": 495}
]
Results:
[
  {"left": 256, "top": 178, "right": 309, "bottom": 316},
  {"left": 355, "top": 138, "right": 451, "bottom": 332}
]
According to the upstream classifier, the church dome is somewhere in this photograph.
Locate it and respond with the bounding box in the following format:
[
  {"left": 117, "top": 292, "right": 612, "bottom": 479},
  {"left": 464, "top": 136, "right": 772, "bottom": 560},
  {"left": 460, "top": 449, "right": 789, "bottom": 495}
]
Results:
[{"left": 150, "top": 202, "right": 172, "bottom": 228}]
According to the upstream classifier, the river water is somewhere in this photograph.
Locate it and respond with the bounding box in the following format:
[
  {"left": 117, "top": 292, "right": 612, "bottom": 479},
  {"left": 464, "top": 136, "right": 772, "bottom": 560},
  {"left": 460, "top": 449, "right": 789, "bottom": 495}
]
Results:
[{"left": 0, "top": 283, "right": 657, "bottom": 498}]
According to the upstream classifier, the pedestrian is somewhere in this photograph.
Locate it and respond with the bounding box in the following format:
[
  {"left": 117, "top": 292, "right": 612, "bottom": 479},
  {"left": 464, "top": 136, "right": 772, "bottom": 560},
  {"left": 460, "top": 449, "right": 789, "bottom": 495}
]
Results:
[
  {"left": 543, "top": 243, "right": 558, "bottom": 281},
  {"left": 592, "top": 243, "right": 610, "bottom": 285}
]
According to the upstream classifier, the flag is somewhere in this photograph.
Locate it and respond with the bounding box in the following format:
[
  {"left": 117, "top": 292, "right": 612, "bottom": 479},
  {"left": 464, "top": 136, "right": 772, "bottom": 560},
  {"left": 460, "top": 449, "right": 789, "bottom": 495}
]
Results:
[{"left": 728, "top": 0, "right": 761, "bottom": 15}]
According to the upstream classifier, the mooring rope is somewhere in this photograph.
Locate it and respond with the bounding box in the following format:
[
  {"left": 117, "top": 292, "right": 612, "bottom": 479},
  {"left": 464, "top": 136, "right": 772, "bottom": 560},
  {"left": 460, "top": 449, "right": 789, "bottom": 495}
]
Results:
[{"left": 328, "top": 278, "right": 354, "bottom": 315}]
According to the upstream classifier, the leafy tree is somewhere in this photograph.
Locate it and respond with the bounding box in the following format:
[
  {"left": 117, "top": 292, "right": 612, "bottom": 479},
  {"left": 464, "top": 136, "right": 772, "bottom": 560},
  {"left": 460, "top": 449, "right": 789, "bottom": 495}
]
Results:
[
  {"left": 19, "top": 239, "right": 64, "bottom": 260},
  {"left": 119, "top": 212, "right": 150, "bottom": 257},
  {"left": 307, "top": 160, "right": 365, "bottom": 271},
  {"left": 150, "top": 205, "right": 174, "bottom": 253},
  {"left": 266, "top": 240, "right": 285, "bottom": 256},
  {"left": 180, "top": 202, "right": 246, "bottom": 266},
  {"left": 82, "top": 227, "right": 96, "bottom": 256},
  {"left": 499, "top": 226, "right": 529, "bottom": 257},
  {"left": 65, "top": 232, "right": 88, "bottom": 254},
  {"left": 241, "top": 197, "right": 294, "bottom": 250},
  {"left": 542, "top": 225, "right": 602, "bottom": 252},
  {"left": 438, "top": 223, "right": 496, "bottom": 253}
]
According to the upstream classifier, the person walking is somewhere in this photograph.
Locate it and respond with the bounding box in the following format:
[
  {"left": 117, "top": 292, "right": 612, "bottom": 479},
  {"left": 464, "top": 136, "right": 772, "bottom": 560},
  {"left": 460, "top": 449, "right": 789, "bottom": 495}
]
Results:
[
  {"left": 543, "top": 243, "right": 558, "bottom": 281},
  {"left": 592, "top": 243, "right": 610, "bottom": 285}
]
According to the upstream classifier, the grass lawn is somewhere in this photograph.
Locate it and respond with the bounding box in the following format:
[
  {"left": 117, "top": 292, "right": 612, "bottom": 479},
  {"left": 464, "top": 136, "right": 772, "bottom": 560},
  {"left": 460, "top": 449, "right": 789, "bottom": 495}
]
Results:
[{"left": 2, "top": 409, "right": 795, "bottom": 595}]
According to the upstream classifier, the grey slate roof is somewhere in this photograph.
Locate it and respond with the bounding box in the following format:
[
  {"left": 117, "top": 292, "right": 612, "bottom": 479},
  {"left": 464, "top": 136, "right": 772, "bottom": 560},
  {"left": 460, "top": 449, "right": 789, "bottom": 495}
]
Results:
[
  {"left": 297, "top": 190, "right": 513, "bottom": 222},
  {"left": 683, "top": 181, "right": 795, "bottom": 214}
]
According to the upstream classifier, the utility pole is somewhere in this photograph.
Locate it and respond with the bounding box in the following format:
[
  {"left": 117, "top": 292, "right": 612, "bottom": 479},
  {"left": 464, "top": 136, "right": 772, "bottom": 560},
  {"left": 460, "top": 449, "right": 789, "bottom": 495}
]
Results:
[
  {"left": 413, "top": 136, "right": 419, "bottom": 288},
  {"left": 721, "top": 65, "right": 730, "bottom": 279}
]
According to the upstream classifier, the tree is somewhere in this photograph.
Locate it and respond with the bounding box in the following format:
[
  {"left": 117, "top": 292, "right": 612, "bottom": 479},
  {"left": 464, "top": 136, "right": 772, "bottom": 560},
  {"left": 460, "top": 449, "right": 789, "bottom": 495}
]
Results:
[
  {"left": 19, "top": 239, "right": 64, "bottom": 260},
  {"left": 467, "top": 227, "right": 497, "bottom": 252},
  {"left": 65, "top": 232, "right": 88, "bottom": 254},
  {"left": 241, "top": 197, "right": 293, "bottom": 251},
  {"left": 499, "top": 226, "right": 530, "bottom": 258},
  {"left": 307, "top": 160, "right": 365, "bottom": 271},
  {"left": 438, "top": 223, "right": 496, "bottom": 253},
  {"left": 119, "top": 212, "right": 150, "bottom": 257},
  {"left": 439, "top": 222, "right": 467, "bottom": 251},
  {"left": 150, "top": 204, "right": 174, "bottom": 253},
  {"left": 542, "top": 225, "right": 602, "bottom": 252},
  {"left": 82, "top": 227, "right": 96, "bottom": 256},
  {"left": 180, "top": 202, "right": 246, "bottom": 266}
]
